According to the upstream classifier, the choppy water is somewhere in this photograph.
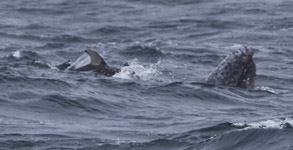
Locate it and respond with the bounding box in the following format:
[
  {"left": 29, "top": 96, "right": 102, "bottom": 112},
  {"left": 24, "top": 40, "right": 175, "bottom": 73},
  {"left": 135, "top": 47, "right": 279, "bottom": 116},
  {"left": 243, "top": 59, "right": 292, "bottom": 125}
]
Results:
[{"left": 1, "top": 0, "right": 293, "bottom": 150}]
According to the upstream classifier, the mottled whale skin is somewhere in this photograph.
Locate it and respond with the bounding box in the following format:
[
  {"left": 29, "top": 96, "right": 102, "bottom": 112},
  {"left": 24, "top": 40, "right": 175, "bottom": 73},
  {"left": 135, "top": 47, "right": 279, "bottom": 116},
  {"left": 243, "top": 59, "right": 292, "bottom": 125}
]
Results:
[
  {"left": 58, "top": 50, "right": 120, "bottom": 76},
  {"left": 206, "top": 46, "right": 256, "bottom": 88}
]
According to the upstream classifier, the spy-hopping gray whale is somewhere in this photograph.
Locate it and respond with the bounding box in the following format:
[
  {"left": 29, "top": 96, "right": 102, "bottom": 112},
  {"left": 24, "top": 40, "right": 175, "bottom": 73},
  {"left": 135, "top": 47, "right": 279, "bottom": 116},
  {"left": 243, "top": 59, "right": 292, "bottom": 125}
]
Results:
[{"left": 206, "top": 46, "right": 256, "bottom": 88}]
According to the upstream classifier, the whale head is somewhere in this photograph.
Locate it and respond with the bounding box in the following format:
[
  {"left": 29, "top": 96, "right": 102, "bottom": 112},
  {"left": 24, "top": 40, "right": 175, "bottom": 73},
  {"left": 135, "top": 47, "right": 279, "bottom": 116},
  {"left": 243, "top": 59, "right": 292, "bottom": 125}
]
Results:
[{"left": 206, "top": 46, "right": 256, "bottom": 88}]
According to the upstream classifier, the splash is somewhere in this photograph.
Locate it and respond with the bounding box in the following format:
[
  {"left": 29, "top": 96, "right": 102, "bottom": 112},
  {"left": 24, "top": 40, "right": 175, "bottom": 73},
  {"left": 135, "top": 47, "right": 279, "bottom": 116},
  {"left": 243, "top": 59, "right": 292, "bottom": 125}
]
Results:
[
  {"left": 12, "top": 50, "right": 21, "bottom": 58},
  {"left": 113, "top": 59, "right": 160, "bottom": 81},
  {"left": 4, "top": 50, "right": 22, "bottom": 59}
]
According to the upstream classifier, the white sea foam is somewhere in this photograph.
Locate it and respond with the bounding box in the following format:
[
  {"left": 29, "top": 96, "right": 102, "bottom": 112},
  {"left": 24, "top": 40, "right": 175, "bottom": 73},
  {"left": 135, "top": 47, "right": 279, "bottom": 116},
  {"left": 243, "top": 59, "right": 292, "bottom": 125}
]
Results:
[
  {"left": 256, "top": 86, "right": 278, "bottom": 94},
  {"left": 233, "top": 118, "right": 293, "bottom": 129},
  {"left": 12, "top": 50, "right": 21, "bottom": 58},
  {"left": 113, "top": 59, "right": 160, "bottom": 81}
]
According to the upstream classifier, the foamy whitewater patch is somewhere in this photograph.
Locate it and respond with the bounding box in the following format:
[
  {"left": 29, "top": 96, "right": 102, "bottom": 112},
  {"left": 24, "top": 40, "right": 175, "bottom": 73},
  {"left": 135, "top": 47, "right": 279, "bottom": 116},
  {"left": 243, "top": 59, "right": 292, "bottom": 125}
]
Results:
[
  {"left": 233, "top": 118, "right": 293, "bottom": 129},
  {"left": 7, "top": 50, "right": 29, "bottom": 59},
  {"left": 256, "top": 86, "right": 278, "bottom": 94},
  {"left": 113, "top": 59, "right": 161, "bottom": 81},
  {"left": 12, "top": 50, "right": 21, "bottom": 58}
]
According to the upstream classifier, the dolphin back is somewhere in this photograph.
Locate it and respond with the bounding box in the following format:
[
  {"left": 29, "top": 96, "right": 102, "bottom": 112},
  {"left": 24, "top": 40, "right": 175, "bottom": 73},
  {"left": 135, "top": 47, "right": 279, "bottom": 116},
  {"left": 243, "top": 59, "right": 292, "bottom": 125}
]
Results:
[
  {"left": 74, "top": 50, "right": 107, "bottom": 72},
  {"left": 85, "top": 50, "right": 107, "bottom": 66},
  {"left": 77, "top": 50, "right": 120, "bottom": 76}
]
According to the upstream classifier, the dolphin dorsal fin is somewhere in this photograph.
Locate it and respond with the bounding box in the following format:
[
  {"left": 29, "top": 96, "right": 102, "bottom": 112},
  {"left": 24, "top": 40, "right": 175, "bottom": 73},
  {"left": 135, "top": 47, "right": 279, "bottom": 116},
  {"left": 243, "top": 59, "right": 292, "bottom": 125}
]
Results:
[{"left": 85, "top": 50, "right": 107, "bottom": 66}]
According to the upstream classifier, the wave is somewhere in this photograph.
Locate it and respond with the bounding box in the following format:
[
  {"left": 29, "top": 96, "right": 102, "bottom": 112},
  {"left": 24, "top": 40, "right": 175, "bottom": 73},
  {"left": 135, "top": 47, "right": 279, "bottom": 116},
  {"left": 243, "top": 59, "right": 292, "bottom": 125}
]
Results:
[
  {"left": 0, "top": 74, "right": 71, "bottom": 93},
  {"left": 126, "top": 0, "right": 207, "bottom": 5},
  {"left": 37, "top": 43, "right": 67, "bottom": 49},
  {"left": 5, "top": 50, "right": 40, "bottom": 60},
  {"left": 0, "top": 32, "right": 91, "bottom": 43},
  {"left": 22, "top": 94, "right": 134, "bottom": 119},
  {"left": 1, "top": 119, "right": 291, "bottom": 150},
  {"left": 4, "top": 50, "right": 58, "bottom": 70},
  {"left": 24, "top": 119, "right": 289, "bottom": 150},
  {"left": 199, "top": 119, "right": 293, "bottom": 150},
  {"left": 256, "top": 74, "right": 293, "bottom": 91},
  {"left": 119, "top": 43, "right": 164, "bottom": 63},
  {"left": 146, "top": 119, "right": 293, "bottom": 150},
  {"left": 16, "top": 7, "right": 70, "bottom": 15},
  {"left": 92, "top": 26, "right": 138, "bottom": 35},
  {"left": 121, "top": 43, "right": 164, "bottom": 56},
  {"left": 233, "top": 118, "right": 293, "bottom": 129}
]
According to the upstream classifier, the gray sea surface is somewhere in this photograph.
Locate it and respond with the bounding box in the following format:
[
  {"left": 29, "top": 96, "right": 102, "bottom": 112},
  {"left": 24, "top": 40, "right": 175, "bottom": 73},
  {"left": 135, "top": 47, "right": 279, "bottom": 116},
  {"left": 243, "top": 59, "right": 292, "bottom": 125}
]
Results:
[{"left": 0, "top": 0, "right": 293, "bottom": 150}]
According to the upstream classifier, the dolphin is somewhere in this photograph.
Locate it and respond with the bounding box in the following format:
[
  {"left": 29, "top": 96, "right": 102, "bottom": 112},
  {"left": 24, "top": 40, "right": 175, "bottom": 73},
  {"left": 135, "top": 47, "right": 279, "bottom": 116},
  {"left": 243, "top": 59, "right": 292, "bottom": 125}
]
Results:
[
  {"left": 206, "top": 46, "right": 256, "bottom": 88},
  {"left": 57, "top": 50, "right": 120, "bottom": 76}
]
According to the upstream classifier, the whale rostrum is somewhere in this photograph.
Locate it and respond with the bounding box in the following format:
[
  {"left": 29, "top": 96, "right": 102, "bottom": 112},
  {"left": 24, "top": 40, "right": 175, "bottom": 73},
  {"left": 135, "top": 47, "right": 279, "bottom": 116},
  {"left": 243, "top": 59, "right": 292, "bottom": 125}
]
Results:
[{"left": 206, "top": 46, "right": 256, "bottom": 88}]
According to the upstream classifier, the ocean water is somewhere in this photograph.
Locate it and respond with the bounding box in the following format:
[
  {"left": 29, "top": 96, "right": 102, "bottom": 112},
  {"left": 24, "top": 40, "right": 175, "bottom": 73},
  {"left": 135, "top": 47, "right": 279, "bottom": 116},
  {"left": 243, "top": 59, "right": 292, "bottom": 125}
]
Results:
[{"left": 0, "top": 0, "right": 293, "bottom": 150}]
